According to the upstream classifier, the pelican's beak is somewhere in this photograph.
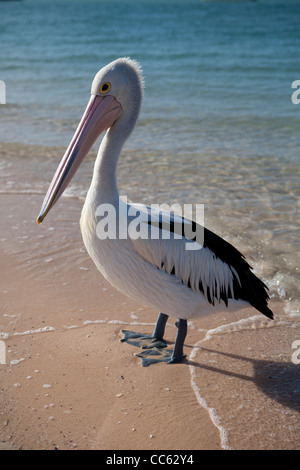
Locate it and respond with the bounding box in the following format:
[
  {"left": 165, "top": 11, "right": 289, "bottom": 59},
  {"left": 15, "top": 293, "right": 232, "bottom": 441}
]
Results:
[{"left": 37, "top": 94, "right": 122, "bottom": 224}]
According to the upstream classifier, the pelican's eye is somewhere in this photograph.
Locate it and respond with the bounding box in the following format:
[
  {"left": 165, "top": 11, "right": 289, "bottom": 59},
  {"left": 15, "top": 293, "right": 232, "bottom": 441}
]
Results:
[{"left": 100, "top": 82, "right": 111, "bottom": 94}]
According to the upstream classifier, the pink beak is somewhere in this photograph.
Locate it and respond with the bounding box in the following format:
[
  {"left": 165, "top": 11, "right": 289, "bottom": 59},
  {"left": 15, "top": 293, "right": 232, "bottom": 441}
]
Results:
[{"left": 37, "top": 94, "right": 122, "bottom": 224}]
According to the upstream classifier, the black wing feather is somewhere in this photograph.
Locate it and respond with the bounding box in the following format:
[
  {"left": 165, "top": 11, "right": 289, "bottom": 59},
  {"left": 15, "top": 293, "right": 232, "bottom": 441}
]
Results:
[{"left": 147, "top": 211, "right": 273, "bottom": 319}]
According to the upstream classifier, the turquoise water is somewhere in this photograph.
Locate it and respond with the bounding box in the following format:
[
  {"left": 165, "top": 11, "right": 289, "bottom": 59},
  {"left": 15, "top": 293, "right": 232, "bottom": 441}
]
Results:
[
  {"left": 0, "top": 0, "right": 299, "bottom": 313},
  {"left": 1, "top": 0, "right": 299, "bottom": 154}
]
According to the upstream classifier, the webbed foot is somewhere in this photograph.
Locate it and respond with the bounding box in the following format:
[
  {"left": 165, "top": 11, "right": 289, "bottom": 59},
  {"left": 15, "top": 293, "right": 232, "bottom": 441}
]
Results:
[
  {"left": 120, "top": 314, "right": 188, "bottom": 366},
  {"left": 120, "top": 330, "right": 167, "bottom": 350}
]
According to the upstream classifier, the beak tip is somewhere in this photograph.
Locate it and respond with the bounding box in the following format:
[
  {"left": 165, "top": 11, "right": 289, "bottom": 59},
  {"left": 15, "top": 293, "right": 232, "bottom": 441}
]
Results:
[{"left": 37, "top": 214, "right": 43, "bottom": 225}]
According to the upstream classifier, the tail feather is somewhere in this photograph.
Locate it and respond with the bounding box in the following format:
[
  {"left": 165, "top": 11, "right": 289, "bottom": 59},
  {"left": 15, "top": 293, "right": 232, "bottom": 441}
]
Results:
[{"left": 259, "top": 305, "right": 274, "bottom": 320}]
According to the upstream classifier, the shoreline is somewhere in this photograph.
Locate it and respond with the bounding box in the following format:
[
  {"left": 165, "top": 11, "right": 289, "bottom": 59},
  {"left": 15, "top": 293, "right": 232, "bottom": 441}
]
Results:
[{"left": 0, "top": 193, "right": 299, "bottom": 450}]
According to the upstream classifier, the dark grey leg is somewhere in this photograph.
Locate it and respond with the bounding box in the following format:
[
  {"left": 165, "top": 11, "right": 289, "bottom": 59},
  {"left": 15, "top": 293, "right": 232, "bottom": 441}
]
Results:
[
  {"left": 168, "top": 318, "right": 187, "bottom": 364},
  {"left": 153, "top": 312, "right": 169, "bottom": 340}
]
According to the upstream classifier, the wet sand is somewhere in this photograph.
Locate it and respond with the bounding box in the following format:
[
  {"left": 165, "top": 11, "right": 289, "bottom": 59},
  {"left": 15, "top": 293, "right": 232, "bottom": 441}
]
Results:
[{"left": 0, "top": 192, "right": 299, "bottom": 450}]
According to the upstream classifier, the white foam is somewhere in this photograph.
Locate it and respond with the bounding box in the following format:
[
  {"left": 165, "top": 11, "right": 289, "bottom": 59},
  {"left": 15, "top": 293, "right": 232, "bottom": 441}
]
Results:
[
  {"left": 188, "top": 315, "right": 265, "bottom": 450},
  {"left": 189, "top": 324, "right": 236, "bottom": 451},
  {"left": 108, "top": 320, "right": 129, "bottom": 325},
  {"left": 0, "top": 189, "right": 44, "bottom": 196},
  {"left": 1, "top": 320, "right": 158, "bottom": 341},
  {"left": 203, "top": 315, "right": 261, "bottom": 341},
  {"left": 189, "top": 361, "right": 233, "bottom": 450},
  {"left": 13, "top": 326, "right": 56, "bottom": 336},
  {"left": 83, "top": 320, "right": 106, "bottom": 326}
]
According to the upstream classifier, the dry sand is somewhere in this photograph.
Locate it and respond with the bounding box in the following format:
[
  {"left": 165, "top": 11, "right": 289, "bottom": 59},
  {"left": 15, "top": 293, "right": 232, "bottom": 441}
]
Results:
[{"left": 0, "top": 193, "right": 299, "bottom": 450}]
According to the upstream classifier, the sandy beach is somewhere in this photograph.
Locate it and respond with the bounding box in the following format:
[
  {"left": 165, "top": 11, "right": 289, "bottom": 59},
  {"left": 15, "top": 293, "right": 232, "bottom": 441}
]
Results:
[{"left": 0, "top": 190, "right": 299, "bottom": 451}]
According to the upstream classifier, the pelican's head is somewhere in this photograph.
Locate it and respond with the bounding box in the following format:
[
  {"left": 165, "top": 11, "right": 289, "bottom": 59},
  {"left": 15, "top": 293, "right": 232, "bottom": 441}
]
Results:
[
  {"left": 91, "top": 57, "right": 144, "bottom": 115},
  {"left": 37, "top": 57, "right": 144, "bottom": 224}
]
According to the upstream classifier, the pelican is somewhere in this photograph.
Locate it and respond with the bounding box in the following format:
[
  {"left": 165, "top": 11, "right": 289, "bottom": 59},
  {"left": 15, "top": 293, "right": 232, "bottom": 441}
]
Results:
[{"left": 37, "top": 58, "right": 273, "bottom": 364}]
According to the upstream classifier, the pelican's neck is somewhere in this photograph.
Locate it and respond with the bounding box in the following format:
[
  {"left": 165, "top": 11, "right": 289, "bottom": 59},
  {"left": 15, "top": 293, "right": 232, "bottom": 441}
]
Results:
[
  {"left": 90, "top": 94, "right": 142, "bottom": 207},
  {"left": 91, "top": 128, "right": 123, "bottom": 205}
]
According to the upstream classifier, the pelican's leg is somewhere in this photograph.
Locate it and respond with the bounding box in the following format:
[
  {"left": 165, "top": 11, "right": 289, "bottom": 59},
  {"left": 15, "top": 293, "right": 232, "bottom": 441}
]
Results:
[
  {"left": 153, "top": 312, "right": 169, "bottom": 340},
  {"left": 168, "top": 318, "right": 187, "bottom": 364}
]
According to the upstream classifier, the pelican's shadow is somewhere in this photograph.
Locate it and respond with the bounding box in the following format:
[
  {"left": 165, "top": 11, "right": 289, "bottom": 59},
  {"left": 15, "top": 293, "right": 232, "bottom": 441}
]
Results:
[{"left": 187, "top": 347, "right": 300, "bottom": 413}]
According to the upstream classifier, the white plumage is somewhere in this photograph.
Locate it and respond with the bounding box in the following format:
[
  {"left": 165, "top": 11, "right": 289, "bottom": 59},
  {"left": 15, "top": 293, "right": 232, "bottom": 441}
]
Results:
[
  {"left": 80, "top": 198, "right": 248, "bottom": 321},
  {"left": 38, "top": 57, "right": 273, "bottom": 363}
]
